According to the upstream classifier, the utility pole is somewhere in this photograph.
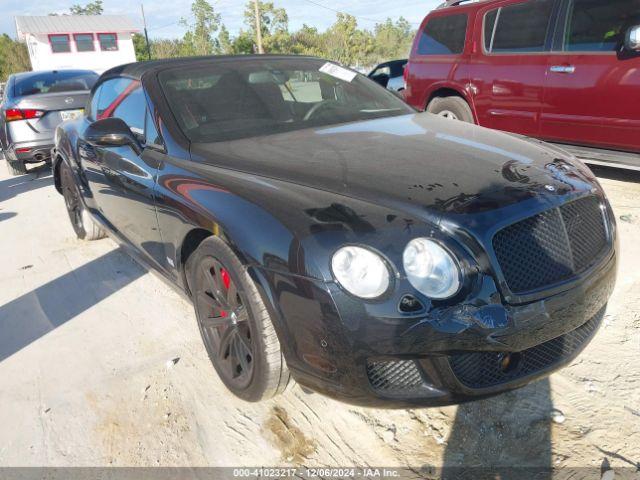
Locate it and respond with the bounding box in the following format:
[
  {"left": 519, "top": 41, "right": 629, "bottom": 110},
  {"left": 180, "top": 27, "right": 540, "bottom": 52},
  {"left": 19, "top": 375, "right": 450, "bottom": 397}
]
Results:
[
  {"left": 141, "top": 3, "right": 152, "bottom": 60},
  {"left": 253, "top": 0, "right": 264, "bottom": 54}
]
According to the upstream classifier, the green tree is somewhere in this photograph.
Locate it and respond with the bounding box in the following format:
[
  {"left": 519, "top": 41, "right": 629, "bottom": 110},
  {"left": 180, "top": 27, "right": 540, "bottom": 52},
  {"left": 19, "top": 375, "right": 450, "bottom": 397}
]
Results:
[
  {"left": 151, "top": 39, "right": 185, "bottom": 59},
  {"left": 132, "top": 33, "right": 150, "bottom": 61},
  {"left": 181, "top": 0, "right": 221, "bottom": 56},
  {"left": 69, "top": 0, "right": 103, "bottom": 15},
  {"left": 0, "top": 35, "right": 31, "bottom": 82},
  {"left": 243, "top": 1, "right": 290, "bottom": 53},
  {"left": 322, "top": 13, "right": 374, "bottom": 67},
  {"left": 218, "top": 25, "right": 233, "bottom": 54},
  {"left": 371, "top": 17, "right": 414, "bottom": 64}
]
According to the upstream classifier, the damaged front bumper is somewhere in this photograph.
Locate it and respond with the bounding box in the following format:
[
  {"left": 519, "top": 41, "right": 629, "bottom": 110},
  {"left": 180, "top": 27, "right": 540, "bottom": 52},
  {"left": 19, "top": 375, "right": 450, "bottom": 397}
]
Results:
[{"left": 254, "top": 243, "right": 617, "bottom": 408}]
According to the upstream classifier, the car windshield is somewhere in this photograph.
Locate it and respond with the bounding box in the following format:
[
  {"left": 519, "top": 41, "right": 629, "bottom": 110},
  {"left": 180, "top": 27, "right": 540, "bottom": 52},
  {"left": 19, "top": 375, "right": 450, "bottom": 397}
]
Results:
[
  {"left": 14, "top": 71, "right": 98, "bottom": 97},
  {"left": 159, "top": 58, "right": 414, "bottom": 143}
]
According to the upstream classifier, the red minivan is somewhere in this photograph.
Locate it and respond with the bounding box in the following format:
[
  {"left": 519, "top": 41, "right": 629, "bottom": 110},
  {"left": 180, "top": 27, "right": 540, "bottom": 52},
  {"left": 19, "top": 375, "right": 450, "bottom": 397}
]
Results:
[{"left": 404, "top": 0, "right": 640, "bottom": 170}]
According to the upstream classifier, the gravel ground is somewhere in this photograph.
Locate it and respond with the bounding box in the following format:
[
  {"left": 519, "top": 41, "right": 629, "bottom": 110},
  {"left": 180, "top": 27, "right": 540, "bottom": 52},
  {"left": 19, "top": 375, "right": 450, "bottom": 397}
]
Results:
[{"left": 0, "top": 160, "right": 638, "bottom": 476}]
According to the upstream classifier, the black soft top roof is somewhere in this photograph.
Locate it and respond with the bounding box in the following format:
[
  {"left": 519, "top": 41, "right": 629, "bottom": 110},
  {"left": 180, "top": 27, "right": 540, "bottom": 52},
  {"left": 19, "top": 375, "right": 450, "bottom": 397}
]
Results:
[{"left": 101, "top": 54, "right": 320, "bottom": 81}]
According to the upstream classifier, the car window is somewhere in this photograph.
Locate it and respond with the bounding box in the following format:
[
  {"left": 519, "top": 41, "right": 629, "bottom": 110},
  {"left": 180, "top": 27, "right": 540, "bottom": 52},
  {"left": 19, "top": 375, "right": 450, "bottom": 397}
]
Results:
[
  {"left": 159, "top": 58, "right": 413, "bottom": 143},
  {"left": 484, "top": 9, "right": 499, "bottom": 52},
  {"left": 279, "top": 72, "right": 324, "bottom": 103},
  {"left": 88, "top": 84, "right": 102, "bottom": 120},
  {"left": 390, "top": 62, "right": 406, "bottom": 77},
  {"left": 564, "top": 0, "right": 640, "bottom": 52},
  {"left": 486, "top": 0, "right": 554, "bottom": 53},
  {"left": 145, "top": 108, "right": 162, "bottom": 146},
  {"left": 13, "top": 71, "right": 98, "bottom": 97},
  {"left": 111, "top": 85, "right": 146, "bottom": 134},
  {"left": 417, "top": 14, "right": 468, "bottom": 55},
  {"left": 96, "top": 78, "right": 134, "bottom": 120},
  {"left": 371, "top": 66, "right": 391, "bottom": 77}
]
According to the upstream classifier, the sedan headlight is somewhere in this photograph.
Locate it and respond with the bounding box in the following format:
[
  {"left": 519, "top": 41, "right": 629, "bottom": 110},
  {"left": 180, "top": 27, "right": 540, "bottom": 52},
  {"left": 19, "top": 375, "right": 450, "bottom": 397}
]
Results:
[
  {"left": 403, "top": 238, "right": 461, "bottom": 299},
  {"left": 331, "top": 246, "right": 390, "bottom": 299}
]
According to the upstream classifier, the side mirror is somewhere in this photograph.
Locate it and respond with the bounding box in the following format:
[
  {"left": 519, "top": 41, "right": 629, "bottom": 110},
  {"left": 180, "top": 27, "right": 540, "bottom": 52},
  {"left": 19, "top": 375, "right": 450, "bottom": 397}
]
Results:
[
  {"left": 625, "top": 25, "right": 640, "bottom": 51},
  {"left": 85, "top": 117, "right": 142, "bottom": 155}
]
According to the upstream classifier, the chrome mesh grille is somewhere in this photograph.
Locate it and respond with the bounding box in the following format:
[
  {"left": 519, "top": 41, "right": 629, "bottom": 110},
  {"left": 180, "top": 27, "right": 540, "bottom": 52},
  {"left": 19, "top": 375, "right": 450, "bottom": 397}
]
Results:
[{"left": 493, "top": 196, "right": 608, "bottom": 294}]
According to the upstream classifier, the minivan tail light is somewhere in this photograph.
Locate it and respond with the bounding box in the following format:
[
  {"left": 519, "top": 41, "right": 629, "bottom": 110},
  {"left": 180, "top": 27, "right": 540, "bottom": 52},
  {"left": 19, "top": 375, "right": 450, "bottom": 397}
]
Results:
[{"left": 4, "top": 108, "right": 45, "bottom": 122}]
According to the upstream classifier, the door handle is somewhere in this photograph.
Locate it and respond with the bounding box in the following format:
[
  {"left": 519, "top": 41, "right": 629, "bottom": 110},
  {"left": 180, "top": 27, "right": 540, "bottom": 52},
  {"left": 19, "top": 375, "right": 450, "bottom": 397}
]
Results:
[{"left": 550, "top": 65, "right": 575, "bottom": 74}]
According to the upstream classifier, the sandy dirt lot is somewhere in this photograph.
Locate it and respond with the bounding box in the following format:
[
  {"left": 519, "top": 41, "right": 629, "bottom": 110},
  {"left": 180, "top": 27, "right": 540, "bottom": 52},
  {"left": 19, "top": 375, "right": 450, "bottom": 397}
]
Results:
[{"left": 0, "top": 160, "right": 638, "bottom": 476}]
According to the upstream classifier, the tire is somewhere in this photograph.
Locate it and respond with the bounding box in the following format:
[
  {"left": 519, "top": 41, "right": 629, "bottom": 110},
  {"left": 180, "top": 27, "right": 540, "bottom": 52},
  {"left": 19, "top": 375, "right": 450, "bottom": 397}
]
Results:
[
  {"left": 427, "top": 96, "right": 475, "bottom": 123},
  {"left": 186, "top": 236, "right": 290, "bottom": 401},
  {"left": 60, "top": 162, "right": 106, "bottom": 241},
  {"left": 6, "top": 159, "right": 27, "bottom": 176}
]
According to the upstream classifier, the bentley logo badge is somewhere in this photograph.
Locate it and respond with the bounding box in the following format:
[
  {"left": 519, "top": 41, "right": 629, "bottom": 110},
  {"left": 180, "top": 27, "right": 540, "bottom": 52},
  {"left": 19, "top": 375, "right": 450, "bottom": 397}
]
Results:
[
  {"left": 545, "top": 185, "right": 556, "bottom": 192},
  {"left": 64, "top": 97, "right": 74, "bottom": 104}
]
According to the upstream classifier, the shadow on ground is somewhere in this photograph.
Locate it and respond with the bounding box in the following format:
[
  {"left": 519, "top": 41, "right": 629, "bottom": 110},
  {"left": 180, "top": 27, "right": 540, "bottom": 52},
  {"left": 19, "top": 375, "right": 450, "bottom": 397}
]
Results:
[
  {"left": 0, "top": 248, "right": 144, "bottom": 363},
  {"left": 441, "top": 378, "right": 553, "bottom": 479},
  {"left": 0, "top": 161, "right": 53, "bottom": 203},
  {"left": 591, "top": 165, "right": 640, "bottom": 183}
]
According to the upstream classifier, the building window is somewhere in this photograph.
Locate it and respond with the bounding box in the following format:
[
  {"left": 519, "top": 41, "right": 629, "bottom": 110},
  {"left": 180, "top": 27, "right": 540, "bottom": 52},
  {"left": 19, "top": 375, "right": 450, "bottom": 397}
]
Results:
[
  {"left": 98, "top": 33, "right": 118, "bottom": 51},
  {"left": 49, "top": 34, "right": 71, "bottom": 53},
  {"left": 74, "top": 33, "right": 95, "bottom": 52}
]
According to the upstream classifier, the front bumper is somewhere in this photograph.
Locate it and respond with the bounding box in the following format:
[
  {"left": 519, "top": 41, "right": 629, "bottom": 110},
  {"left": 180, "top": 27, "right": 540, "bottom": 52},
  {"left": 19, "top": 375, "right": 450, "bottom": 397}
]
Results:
[{"left": 253, "top": 244, "right": 617, "bottom": 408}]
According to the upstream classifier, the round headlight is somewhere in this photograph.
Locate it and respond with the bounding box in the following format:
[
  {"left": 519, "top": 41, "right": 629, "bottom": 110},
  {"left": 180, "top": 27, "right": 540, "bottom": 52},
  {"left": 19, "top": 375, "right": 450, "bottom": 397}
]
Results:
[
  {"left": 331, "top": 246, "right": 390, "bottom": 299},
  {"left": 403, "top": 238, "right": 461, "bottom": 299}
]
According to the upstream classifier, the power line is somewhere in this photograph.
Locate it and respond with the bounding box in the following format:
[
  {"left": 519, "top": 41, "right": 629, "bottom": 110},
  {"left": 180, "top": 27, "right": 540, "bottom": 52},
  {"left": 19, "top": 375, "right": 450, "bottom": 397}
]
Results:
[{"left": 297, "top": 0, "right": 421, "bottom": 26}]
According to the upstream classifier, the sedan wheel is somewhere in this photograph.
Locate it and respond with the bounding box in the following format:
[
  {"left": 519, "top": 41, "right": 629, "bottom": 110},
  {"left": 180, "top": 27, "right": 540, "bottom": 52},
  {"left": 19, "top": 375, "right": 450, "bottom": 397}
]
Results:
[{"left": 187, "top": 236, "right": 290, "bottom": 401}]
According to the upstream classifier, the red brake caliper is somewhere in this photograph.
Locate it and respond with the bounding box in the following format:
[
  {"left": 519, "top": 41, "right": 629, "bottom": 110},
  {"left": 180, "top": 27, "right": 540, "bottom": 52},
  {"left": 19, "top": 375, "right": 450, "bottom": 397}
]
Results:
[{"left": 219, "top": 268, "right": 231, "bottom": 317}]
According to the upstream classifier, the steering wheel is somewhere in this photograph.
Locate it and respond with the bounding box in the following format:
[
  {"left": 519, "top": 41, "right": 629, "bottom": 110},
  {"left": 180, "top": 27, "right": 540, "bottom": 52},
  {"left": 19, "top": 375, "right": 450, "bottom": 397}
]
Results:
[{"left": 303, "top": 100, "right": 341, "bottom": 121}]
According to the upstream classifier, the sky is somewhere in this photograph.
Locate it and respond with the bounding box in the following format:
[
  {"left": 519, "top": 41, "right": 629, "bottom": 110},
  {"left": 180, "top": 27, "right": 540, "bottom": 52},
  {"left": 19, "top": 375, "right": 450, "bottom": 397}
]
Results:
[{"left": 0, "top": 0, "right": 440, "bottom": 40}]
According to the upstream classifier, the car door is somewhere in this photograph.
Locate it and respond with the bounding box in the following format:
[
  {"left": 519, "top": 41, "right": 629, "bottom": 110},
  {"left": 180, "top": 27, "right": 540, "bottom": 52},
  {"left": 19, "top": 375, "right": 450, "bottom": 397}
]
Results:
[
  {"left": 78, "top": 78, "right": 127, "bottom": 226},
  {"left": 98, "top": 80, "right": 164, "bottom": 264},
  {"left": 540, "top": 0, "right": 640, "bottom": 152},
  {"left": 469, "top": 0, "right": 558, "bottom": 137}
]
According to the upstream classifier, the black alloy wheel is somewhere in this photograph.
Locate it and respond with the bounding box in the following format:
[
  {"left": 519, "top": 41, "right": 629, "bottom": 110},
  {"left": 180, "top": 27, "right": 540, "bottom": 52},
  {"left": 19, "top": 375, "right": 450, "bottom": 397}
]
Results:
[
  {"left": 60, "top": 162, "right": 106, "bottom": 241},
  {"left": 194, "top": 256, "right": 255, "bottom": 390},
  {"left": 187, "top": 236, "right": 290, "bottom": 401},
  {"left": 61, "top": 164, "right": 87, "bottom": 239}
]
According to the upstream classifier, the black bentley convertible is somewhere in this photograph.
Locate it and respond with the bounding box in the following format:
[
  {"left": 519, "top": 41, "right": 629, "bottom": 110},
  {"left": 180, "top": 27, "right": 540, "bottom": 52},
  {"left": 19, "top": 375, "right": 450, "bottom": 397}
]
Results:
[{"left": 52, "top": 55, "right": 617, "bottom": 407}]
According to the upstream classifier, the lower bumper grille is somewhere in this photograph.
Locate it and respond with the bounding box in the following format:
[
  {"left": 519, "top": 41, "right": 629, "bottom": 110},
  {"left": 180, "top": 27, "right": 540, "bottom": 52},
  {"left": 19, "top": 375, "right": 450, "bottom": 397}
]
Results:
[
  {"left": 493, "top": 195, "right": 609, "bottom": 294},
  {"left": 448, "top": 307, "right": 605, "bottom": 390},
  {"left": 367, "top": 360, "right": 424, "bottom": 394}
]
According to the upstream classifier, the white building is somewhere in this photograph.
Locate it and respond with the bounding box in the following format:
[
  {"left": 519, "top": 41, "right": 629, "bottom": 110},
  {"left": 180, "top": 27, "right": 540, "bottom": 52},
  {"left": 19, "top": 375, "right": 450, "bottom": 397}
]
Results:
[{"left": 15, "top": 15, "right": 140, "bottom": 74}]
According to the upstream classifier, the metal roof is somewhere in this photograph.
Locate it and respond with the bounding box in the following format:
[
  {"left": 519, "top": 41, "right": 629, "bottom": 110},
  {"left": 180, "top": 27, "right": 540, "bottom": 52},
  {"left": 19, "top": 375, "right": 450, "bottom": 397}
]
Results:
[{"left": 15, "top": 15, "right": 139, "bottom": 39}]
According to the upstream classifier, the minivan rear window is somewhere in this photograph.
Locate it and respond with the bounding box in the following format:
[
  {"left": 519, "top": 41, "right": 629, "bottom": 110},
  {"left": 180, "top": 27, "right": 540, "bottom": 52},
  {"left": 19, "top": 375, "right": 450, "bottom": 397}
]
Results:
[
  {"left": 484, "top": 0, "right": 554, "bottom": 53},
  {"left": 417, "top": 14, "right": 468, "bottom": 55}
]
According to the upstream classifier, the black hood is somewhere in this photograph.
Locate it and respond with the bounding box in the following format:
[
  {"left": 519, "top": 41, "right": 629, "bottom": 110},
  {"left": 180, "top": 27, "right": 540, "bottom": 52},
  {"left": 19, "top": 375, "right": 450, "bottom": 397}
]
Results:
[{"left": 190, "top": 113, "right": 589, "bottom": 219}]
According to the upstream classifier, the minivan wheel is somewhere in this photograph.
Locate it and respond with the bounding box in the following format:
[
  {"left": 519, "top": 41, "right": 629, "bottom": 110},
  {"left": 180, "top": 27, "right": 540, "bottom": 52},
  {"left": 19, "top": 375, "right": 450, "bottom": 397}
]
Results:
[
  {"left": 6, "top": 159, "right": 27, "bottom": 176},
  {"left": 427, "top": 96, "right": 475, "bottom": 123},
  {"left": 186, "top": 236, "right": 290, "bottom": 401},
  {"left": 60, "top": 162, "right": 106, "bottom": 241}
]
